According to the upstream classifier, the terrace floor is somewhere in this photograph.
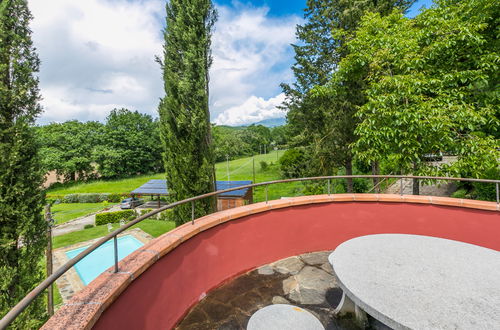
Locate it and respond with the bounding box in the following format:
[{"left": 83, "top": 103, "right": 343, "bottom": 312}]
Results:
[{"left": 177, "top": 251, "right": 389, "bottom": 330}]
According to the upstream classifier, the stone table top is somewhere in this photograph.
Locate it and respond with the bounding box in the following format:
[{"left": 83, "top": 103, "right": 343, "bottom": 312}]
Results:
[
  {"left": 247, "top": 304, "right": 325, "bottom": 330},
  {"left": 329, "top": 234, "right": 500, "bottom": 330}
]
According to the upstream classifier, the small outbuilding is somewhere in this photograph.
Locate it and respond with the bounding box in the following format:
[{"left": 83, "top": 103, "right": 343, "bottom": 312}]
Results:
[{"left": 131, "top": 180, "right": 253, "bottom": 211}]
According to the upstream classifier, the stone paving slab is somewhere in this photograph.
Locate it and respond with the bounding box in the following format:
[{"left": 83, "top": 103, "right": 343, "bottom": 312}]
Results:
[{"left": 176, "top": 251, "right": 373, "bottom": 330}]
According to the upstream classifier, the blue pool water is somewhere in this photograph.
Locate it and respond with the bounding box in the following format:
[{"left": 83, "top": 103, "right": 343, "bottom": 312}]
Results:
[{"left": 65, "top": 235, "right": 144, "bottom": 285}]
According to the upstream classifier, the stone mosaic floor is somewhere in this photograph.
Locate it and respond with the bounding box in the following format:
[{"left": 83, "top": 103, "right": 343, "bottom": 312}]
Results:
[{"left": 177, "top": 251, "right": 389, "bottom": 330}]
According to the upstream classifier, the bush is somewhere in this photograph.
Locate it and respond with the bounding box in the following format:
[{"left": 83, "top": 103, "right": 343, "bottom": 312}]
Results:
[
  {"left": 157, "top": 210, "right": 171, "bottom": 221},
  {"left": 279, "top": 148, "right": 307, "bottom": 179},
  {"left": 260, "top": 161, "right": 269, "bottom": 171},
  {"left": 62, "top": 193, "right": 109, "bottom": 203},
  {"left": 472, "top": 167, "right": 499, "bottom": 202},
  {"left": 140, "top": 209, "right": 154, "bottom": 217},
  {"left": 95, "top": 210, "right": 135, "bottom": 226},
  {"left": 108, "top": 193, "right": 123, "bottom": 203},
  {"left": 84, "top": 224, "right": 94, "bottom": 229},
  {"left": 451, "top": 188, "right": 467, "bottom": 199}
]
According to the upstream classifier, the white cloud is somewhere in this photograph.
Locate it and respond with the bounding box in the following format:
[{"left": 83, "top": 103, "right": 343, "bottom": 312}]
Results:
[
  {"left": 210, "top": 5, "right": 301, "bottom": 125},
  {"left": 215, "top": 93, "right": 286, "bottom": 126},
  {"left": 29, "top": 0, "right": 300, "bottom": 125},
  {"left": 30, "top": 0, "right": 164, "bottom": 123}
]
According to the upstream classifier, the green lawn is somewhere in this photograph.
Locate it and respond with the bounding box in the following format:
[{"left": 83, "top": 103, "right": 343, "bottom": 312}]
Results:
[
  {"left": 46, "top": 152, "right": 296, "bottom": 199},
  {"left": 53, "top": 220, "right": 176, "bottom": 249},
  {"left": 50, "top": 203, "right": 108, "bottom": 225},
  {"left": 47, "top": 173, "right": 166, "bottom": 196}
]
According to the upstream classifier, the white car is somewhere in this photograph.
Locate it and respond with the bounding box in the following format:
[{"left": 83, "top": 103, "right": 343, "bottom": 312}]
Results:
[{"left": 120, "top": 197, "right": 144, "bottom": 209}]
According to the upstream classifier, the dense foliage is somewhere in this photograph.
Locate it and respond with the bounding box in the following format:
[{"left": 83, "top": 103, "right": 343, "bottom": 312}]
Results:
[
  {"left": 158, "top": 0, "right": 217, "bottom": 225},
  {"left": 213, "top": 124, "right": 289, "bottom": 161},
  {"left": 318, "top": 0, "right": 499, "bottom": 183},
  {"left": 283, "top": 0, "right": 415, "bottom": 191},
  {"left": 37, "top": 109, "right": 163, "bottom": 180},
  {"left": 93, "top": 109, "right": 163, "bottom": 178},
  {"left": 0, "top": 0, "right": 47, "bottom": 327},
  {"left": 37, "top": 120, "right": 102, "bottom": 181},
  {"left": 279, "top": 148, "right": 307, "bottom": 178}
]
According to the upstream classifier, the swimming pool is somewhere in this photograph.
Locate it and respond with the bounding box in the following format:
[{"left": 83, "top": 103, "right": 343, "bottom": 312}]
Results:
[{"left": 65, "top": 235, "right": 144, "bottom": 285}]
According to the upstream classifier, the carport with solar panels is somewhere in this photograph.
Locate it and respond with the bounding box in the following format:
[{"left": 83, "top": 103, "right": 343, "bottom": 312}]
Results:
[{"left": 131, "top": 180, "right": 253, "bottom": 210}]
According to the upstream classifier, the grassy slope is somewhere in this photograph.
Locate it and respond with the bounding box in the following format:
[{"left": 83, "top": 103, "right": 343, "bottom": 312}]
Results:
[
  {"left": 47, "top": 151, "right": 297, "bottom": 199},
  {"left": 46, "top": 151, "right": 313, "bottom": 227},
  {"left": 50, "top": 203, "right": 107, "bottom": 225}
]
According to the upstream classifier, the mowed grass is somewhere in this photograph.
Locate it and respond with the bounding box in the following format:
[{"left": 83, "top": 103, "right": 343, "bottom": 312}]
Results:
[
  {"left": 46, "top": 151, "right": 303, "bottom": 199},
  {"left": 50, "top": 202, "right": 108, "bottom": 225},
  {"left": 53, "top": 220, "right": 176, "bottom": 249},
  {"left": 47, "top": 173, "right": 166, "bottom": 196}
]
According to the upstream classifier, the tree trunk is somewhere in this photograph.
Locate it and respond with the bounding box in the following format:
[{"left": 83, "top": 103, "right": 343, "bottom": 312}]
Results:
[
  {"left": 346, "top": 158, "right": 353, "bottom": 193},
  {"left": 412, "top": 162, "right": 420, "bottom": 195},
  {"left": 371, "top": 161, "right": 380, "bottom": 193}
]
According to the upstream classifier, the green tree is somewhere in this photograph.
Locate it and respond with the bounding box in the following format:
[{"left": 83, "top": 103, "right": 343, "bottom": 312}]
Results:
[
  {"left": 0, "top": 0, "right": 47, "bottom": 327},
  {"left": 212, "top": 125, "right": 252, "bottom": 162},
  {"left": 94, "top": 109, "right": 163, "bottom": 178},
  {"left": 37, "top": 120, "right": 103, "bottom": 181},
  {"left": 333, "top": 0, "right": 500, "bottom": 193},
  {"left": 283, "top": 0, "right": 414, "bottom": 191},
  {"left": 241, "top": 124, "right": 272, "bottom": 154},
  {"left": 158, "top": 0, "right": 217, "bottom": 225}
]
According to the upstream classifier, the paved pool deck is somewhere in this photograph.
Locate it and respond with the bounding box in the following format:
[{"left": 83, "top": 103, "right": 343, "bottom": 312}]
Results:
[{"left": 52, "top": 228, "right": 153, "bottom": 303}]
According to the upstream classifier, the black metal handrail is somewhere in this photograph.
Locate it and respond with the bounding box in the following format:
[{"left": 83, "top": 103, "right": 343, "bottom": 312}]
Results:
[{"left": 1, "top": 175, "right": 499, "bottom": 329}]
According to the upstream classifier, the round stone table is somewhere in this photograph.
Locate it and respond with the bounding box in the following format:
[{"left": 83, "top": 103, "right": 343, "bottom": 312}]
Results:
[
  {"left": 329, "top": 234, "right": 500, "bottom": 330},
  {"left": 247, "top": 304, "right": 324, "bottom": 330}
]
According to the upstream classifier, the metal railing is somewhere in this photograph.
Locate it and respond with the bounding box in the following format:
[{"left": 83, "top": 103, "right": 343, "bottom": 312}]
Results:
[{"left": 1, "top": 175, "right": 499, "bottom": 329}]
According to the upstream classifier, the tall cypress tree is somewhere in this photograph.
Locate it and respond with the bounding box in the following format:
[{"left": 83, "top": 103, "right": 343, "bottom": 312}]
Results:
[
  {"left": 0, "top": 0, "right": 47, "bottom": 328},
  {"left": 158, "top": 0, "right": 217, "bottom": 225}
]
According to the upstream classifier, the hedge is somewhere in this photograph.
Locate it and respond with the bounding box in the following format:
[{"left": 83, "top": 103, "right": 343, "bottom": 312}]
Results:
[
  {"left": 95, "top": 210, "right": 135, "bottom": 226},
  {"left": 58, "top": 193, "right": 128, "bottom": 203},
  {"left": 63, "top": 193, "right": 109, "bottom": 203}
]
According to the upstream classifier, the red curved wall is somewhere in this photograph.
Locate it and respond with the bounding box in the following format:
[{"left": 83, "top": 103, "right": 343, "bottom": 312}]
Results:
[{"left": 93, "top": 202, "right": 499, "bottom": 330}]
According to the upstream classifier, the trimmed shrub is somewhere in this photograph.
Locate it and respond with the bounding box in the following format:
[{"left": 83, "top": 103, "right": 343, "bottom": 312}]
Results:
[
  {"left": 95, "top": 210, "right": 135, "bottom": 226},
  {"left": 260, "top": 161, "right": 269, "bottom": 171},
  {"left": 451, "top": 188, "right": 467, "bottom": 199},
  {"left": 140, "top": 209, "right": 154, "bottom": 217},
  {"left": 84, "top": 224, "right": 94, "bottom": 229},
  {"left": 157, "top": 210, "right": 172, "bottom": 221},
  {"left": 108, "top": 193, "right": 123, "bottom": 203},
  {"left": 62, "top": 193, "right": 109, "bottom": 203}
]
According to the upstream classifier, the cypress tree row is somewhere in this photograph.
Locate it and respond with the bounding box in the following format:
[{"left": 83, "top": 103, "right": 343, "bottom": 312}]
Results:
[
  {"left": 158, "top": 0, "right": 217, "bottom": 225},
  {"left": 0, "top": 0, "right": 48, "bottom": 328}
]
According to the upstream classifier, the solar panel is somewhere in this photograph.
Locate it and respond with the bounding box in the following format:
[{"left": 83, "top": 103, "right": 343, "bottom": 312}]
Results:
[{"left": 130, "top": 180, "right": 252, "bottom": 197}]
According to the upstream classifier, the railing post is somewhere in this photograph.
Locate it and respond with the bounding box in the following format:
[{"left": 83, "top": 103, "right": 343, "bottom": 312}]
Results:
[
  {"left": 496, "top": 183, "right": 499, "bottom": 205},
  {"left": 328, "top": 179, "right": 331, "bottom": 196},
  {"left": 113, "top": 236, "right": 119, "bottom": 273},
  {"left": 265, "top": 185, "right": 268, "bottom": 204},
  {"left": 400, "top": 178, "right": 404, "bottom": 196},
  {"left": 191, "top": 200, "right": 195, "bottom": 225}
]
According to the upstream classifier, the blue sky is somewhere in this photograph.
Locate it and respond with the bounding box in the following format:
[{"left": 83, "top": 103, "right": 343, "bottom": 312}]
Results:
[{"left": 30, "top": 0, "right": 433, "bottom": 126}]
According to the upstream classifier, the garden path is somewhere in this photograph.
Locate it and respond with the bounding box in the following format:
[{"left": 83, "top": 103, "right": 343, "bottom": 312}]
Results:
[{"left": 52, "top": 205, "right": 121, "bottom": 236}]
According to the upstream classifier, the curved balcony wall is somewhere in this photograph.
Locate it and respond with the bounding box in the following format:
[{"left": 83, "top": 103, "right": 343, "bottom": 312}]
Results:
[{"left": 41, "top": 194, "right": 499, "bottom": 330}]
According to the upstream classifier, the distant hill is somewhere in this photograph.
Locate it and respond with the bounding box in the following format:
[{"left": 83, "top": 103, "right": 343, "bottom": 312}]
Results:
[{"left": 246, "top": 117, "right": 286, "bottom": 127}]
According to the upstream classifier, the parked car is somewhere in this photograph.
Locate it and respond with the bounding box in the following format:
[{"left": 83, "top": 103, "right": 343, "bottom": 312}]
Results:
[{"left": 120, "top": 197, "right": 144, "bottom": 209}]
